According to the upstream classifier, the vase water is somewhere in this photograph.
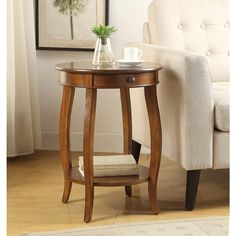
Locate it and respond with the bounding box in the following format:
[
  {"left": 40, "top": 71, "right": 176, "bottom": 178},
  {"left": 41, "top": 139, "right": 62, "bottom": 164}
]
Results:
[{"left": 92, "top": 37, "right": 115, "bottom": 66}]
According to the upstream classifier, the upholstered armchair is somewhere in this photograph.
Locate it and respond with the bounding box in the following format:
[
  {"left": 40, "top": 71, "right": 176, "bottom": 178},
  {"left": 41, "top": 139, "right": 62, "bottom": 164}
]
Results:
[{"left": 128, "top": 0, "right": 229, "bottom": 210}]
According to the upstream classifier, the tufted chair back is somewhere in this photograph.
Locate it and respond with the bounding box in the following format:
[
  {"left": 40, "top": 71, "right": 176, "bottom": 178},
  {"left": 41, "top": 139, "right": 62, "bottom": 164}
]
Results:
[{"left": 148, "top": 0, "right": 229, "bottom": 82}]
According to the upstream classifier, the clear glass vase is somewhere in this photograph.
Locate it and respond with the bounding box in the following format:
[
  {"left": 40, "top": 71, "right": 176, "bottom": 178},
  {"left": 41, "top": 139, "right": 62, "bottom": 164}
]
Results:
[{"left": 92, "top": 37, "right": 115, "bottom": 66}]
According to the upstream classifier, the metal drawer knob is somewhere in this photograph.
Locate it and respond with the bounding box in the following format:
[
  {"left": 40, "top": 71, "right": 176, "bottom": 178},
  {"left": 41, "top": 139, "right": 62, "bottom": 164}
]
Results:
[{"left": 127, "top": 76, "right": 136, "bottom": 83}]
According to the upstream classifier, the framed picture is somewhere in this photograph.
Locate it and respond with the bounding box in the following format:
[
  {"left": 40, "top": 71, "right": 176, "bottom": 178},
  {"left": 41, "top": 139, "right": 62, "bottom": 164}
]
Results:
[{"left": 35, "top": 0, "right": 109, "bottom": 51}]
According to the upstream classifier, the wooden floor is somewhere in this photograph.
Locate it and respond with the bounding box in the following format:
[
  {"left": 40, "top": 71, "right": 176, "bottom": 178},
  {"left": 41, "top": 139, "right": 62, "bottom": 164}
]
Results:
[{"left": 7, "top": 151, "right": 229, "bottom": 236}]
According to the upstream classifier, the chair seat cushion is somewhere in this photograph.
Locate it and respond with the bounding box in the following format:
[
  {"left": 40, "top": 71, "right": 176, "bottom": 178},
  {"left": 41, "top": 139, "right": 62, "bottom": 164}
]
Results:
[{"left": 213, "top": 82, "right": 229, "bottom": 132}]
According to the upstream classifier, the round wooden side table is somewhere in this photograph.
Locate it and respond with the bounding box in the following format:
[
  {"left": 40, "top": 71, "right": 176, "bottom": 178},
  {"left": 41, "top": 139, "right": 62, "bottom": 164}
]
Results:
[{"left": 56, "top": 61, "right": 163, "bottom": 223}]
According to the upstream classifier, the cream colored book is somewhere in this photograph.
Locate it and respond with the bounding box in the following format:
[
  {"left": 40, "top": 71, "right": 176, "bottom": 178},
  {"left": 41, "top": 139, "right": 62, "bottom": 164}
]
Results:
[
  {"left": 78, "top": 155, "right": 137, "bottom": 170},
  {"left": 78, "top": 166, "right": 139, "bottom": 177},
  {"left": 79, "top": 167, "right": 138, "bottom": 177},
  {"left": 78, "top": 155, "right": 138, "bottom": 177}
]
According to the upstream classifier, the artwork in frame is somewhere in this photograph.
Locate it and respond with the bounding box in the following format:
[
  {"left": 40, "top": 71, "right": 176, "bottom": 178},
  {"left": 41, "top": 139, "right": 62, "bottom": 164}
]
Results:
[{"left": 35, "top": 0, "right": 109, "bottom": 51}]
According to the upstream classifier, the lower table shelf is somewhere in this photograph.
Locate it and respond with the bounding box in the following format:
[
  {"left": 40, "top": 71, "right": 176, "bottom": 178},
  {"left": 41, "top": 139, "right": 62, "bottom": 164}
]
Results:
[{"left": 66, "top": 165, "right": 150, "bottom": 187}]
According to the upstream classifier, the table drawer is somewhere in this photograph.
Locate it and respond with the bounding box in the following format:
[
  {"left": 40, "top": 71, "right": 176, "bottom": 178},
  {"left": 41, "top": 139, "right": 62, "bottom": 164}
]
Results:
[{"left": 93, "top": 72, "right": 157, "bottom": 88}]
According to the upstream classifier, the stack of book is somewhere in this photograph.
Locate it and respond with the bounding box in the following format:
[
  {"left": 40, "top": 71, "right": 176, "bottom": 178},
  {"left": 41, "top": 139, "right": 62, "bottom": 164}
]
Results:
[{"left": 78, "top": 155, "right": 138, "bottom": 177}]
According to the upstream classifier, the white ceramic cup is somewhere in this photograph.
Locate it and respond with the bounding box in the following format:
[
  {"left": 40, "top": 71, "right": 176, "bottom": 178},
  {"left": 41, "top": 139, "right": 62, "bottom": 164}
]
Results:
[{"left": 124, "top": 47, "right": 143, "bottom": 61}]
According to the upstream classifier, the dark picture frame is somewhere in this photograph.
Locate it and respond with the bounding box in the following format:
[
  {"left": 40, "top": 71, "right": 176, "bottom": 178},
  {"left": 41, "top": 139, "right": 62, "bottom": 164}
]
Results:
[{"left": 35, "top": 0, "right": 109, "bottom": 51}]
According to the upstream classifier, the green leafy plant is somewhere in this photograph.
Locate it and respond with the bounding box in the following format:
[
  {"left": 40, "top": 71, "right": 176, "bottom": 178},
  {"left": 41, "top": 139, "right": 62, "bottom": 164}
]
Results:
[
  {"left": 91, "top": 25, "right": 117, "bottom": 40},
  {"left": 53, "top": 0, "right": 88, "bottom": 40}
]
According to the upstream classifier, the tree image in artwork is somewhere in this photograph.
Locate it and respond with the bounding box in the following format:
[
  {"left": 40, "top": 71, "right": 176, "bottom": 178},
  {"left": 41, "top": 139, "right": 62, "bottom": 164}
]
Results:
[{"left": 53, "top": 0, "right": 88, "bottom": 40}]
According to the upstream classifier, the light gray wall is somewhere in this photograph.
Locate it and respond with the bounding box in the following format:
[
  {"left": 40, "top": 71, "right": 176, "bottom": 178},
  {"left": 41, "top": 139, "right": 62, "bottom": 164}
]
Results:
[{"left": 37, "top": 0, "right": 153, "bottom": 152}]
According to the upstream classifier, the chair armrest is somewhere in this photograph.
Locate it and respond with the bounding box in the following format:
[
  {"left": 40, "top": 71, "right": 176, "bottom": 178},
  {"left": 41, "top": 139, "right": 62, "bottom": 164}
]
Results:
[{"left": 127, "top": 43, "right": 214, "bottom": 170}]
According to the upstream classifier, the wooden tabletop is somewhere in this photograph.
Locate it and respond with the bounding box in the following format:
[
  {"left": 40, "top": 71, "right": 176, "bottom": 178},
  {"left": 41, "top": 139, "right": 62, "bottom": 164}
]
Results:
[{"left": 56, "top": 61, "right": 163, "bottom": 74}]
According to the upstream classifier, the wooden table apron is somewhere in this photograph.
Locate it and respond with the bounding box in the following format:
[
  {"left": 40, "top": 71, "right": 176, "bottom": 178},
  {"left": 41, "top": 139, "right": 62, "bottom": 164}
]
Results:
[{"left": 56, "top": 62, "right": 162, "bottom": 223}]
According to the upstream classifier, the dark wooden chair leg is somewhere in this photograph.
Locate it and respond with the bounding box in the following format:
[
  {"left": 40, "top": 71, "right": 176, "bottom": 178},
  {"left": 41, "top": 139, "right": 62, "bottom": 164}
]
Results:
[
  {"left": 185, "top": 170, "right": 201, "bottom": 211},
  {"left": 132, "top": 140, "right": 142, "bottom": 164},
  {"left": 125, "top": 186, "right": 132, "bottom": 197}
]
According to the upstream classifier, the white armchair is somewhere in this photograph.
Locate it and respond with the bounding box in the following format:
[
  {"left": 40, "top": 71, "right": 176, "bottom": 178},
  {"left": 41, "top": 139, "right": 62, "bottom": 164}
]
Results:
[{"left": 128, "top": 0, "right": 229, "bottom": 210}]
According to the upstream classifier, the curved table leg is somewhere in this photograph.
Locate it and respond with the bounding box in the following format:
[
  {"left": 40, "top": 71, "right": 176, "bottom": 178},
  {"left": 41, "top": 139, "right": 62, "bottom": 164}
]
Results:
[
  {"left": 62, "top": 179, "right": 72, "bottom": 203},
  {"left": 83, "top": 88, "right": 97, "bottom": 223},
  {"left": 120, "top": 88, "right": 133, "bottom": 197},
  {"left": 144, "top": 85, "right": 162, "bottom": 214},
  {"left": 59, "top": 86, "right": 75, "bottom": 203}
]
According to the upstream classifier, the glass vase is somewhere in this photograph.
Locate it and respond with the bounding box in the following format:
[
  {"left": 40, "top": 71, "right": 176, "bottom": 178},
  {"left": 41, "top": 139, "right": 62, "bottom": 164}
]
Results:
[{"left": 92, "top": 37, "right": 115, "bottom": 66}]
